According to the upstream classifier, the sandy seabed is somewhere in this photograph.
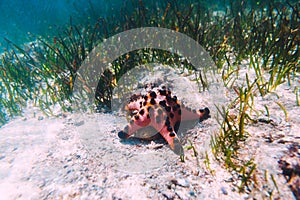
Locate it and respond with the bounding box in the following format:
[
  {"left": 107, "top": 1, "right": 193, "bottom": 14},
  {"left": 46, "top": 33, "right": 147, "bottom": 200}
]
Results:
[{"left": 0, "top": 65, "right": 299, "bottom": 199}]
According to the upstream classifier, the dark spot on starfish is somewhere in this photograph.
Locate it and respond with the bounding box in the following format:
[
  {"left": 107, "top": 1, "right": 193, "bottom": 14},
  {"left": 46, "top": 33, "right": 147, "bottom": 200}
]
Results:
[
  {"left": 165, "top": 117, "right": 170, "bottom": 126},
  {"left": 199, "top": 108, "right": 204, "bottom": 113},
  {"left": 144, "top": 95, "right": 148, "bottom": 101},
  {"left": 169, "top": 132, "right": 175, "bottom": 137},
  {"left": 129, "top": 119, "right": 134, "bottom": 124},
  {"left": 139, "top": 109, "right": 145, "bottom": 116},
  {"left": 150, "top": 98, "right": 156, "bottom": 105},
  {"left": 165, "top": 106, "right": 171, "bottom": 112},
  {"left": 159, "top": 100, "right": 166, "bottom": 107},
  {"left": 147, "top": 114, "right": 150, "bottom": 119},
  {"left": 174, "top": 121, "right": 180, "bottom": 132},
  {"left": 143, "top": 101, "right": 147, "bottom": 106},
  {"left": 159, "top": 89, "right": 167, "bottom": 96},
  {"left": 205, "top": 107, "right": 210, "bottom": 114},
  {"left": 150, "top": 91, "right": 157, "bottom": 98},
  {"left": 178, "top": 109, "right": 182, "bottom": 115},
  {"left": 134, "top": 115, "right": 139, "bottom": 120},
  {"left": 162, "top": 86, "right": 166, "bottom": 90},
  {"left": 170, "top": 112, "right": 174, "bottom": 118},
  {"left": 156, "top": 115, "right": 161, "bottom": 124},
  {"left": 157, "top": 108, "right": 163, "bottom": 115},
  {"left": 118, "top": 131, "right": 129, "bottom": 139},
  {"left": 199, "top": 107, "right": 210, "bottom": 122},
  {"left": 172, "top": 106, "right": 178, "bottom": 111},
  {"left": 166, "top": 95, "right": 172, "bottom": 102},
  {"left": 173, "top": 96, "right": 177, "bottom": 102},
  {"left": 147, "top": 106, "right": 153, "bottom": 112},
  {"left": 167, "top": 126, "right": 173, "bottom": 132}
]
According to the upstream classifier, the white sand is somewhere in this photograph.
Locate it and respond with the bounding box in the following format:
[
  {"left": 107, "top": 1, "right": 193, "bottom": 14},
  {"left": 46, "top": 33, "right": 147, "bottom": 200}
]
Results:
[{"left": 0, "top": 65, "right": 299, "bottom": 199}]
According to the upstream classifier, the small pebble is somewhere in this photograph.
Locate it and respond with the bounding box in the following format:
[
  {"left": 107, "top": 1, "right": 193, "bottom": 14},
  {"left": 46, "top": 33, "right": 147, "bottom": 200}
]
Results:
[
  {"left": 67, "top": 157, "right": 72, "bottom": 162},
  {"left": 75, "top": 154, "right": 81, "bottom": 159},
  {"left": 177, "top": 179, "right": 190, "bottom": 188},
  {"left": 162, "top": 191, "right": 175, "bottom": 199},
  {"left": 221, "top": 186, "right": 228, "bottom": 195},
  {"left": 171, "top": 178, "right": 190, "bottom": 188},
  {"left": 175, "top": 190, "right": 189, "bottom": 200},
  {"left": 0, "top": 155, "right": 5, "bottom": 160},
  {"left": 74, "top": 120, "right": 84, "bottom": 126},
  {"left": 38, "top": 116, "right": 44, "bottom": 120},
  {"left": 189, "top": 191, "right": 195, "bottom": 196}
]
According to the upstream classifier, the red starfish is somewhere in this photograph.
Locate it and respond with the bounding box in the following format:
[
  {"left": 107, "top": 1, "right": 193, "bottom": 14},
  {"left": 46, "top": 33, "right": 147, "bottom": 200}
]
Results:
[{"left": 118, "top": 87, "right": 210, "bottom": 155}]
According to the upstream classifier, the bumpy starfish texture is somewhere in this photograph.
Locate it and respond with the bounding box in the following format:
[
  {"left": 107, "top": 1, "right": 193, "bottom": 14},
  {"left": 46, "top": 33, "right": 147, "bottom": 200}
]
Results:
[{"left": 118, "top": 86, "right": 210, "bottom": 155}]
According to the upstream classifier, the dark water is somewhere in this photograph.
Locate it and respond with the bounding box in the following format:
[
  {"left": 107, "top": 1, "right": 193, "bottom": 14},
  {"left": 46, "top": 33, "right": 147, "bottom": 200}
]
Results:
[
  {"left": 1, "top": 0, "right": 297, "bottom": 50},
  {"left": 0, "top": 0, "right": 123, "bottom": 49},
  {"left": 0, "top": 0, "right": 232, "bottom": 50}
]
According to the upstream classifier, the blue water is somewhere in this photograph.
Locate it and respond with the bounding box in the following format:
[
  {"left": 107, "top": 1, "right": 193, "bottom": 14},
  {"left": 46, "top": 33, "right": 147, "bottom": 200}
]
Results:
[
  {"left": 0, "top": 0, "right": 123, "bottom": 50},
  {"left": 1, "top": 0, "right": 298, "bottom": 51},
  {"left": 0, "top": 0, "right": 264, "bottom": 50},
  {"left": 0, "top": 0, "right": 232, "bottom": 51}
]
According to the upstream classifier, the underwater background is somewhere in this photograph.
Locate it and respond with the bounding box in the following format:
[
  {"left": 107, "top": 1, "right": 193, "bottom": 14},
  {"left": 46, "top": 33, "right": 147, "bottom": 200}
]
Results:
[
  {"left": 0, "top": 0, "right": 226, "bottom": 48},
  {"left": 0, "top": 0, "right": 299, "bottom": 198},
  {"left": 0, "top": 0, "right": 125, "bottom": 50}
]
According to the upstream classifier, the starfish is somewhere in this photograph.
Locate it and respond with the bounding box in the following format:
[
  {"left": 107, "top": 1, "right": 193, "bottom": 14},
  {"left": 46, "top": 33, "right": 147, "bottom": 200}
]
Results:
[{"left": 118, "top": 86, "right": 210, "bottom": 155}]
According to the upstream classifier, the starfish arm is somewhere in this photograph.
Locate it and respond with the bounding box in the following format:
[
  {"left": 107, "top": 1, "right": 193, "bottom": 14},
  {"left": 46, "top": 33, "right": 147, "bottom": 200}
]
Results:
[
  {"left": 118, "top": 113, "right": 151, "bottom": 139},
  {"left": 125, "top": 101, "right": 141, "bottom": 111},
  {"left": 150, "top": 111, "right": 183, "bottom": 155},
  {"left": 180, "top": 105, "right": 210, "bottom": 122},
  {"left": 158, "top": 126, "right": 184, "bottom": 155}
]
